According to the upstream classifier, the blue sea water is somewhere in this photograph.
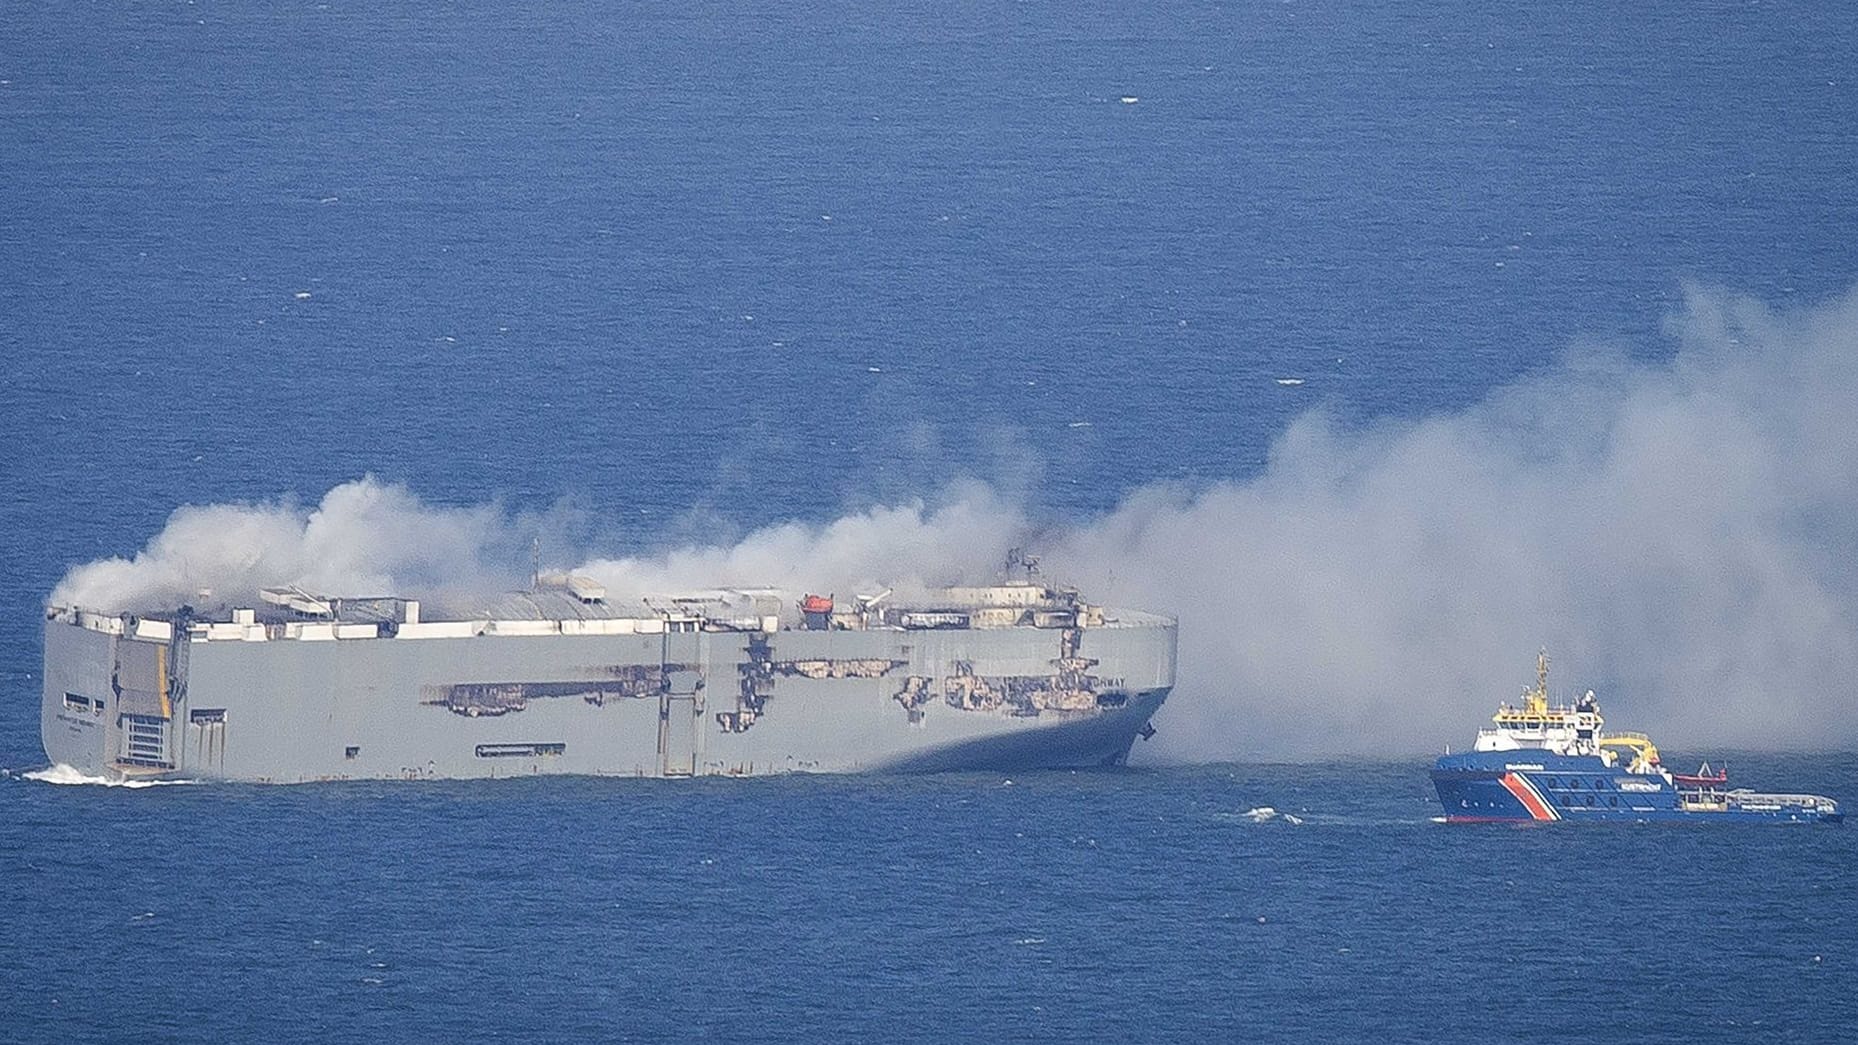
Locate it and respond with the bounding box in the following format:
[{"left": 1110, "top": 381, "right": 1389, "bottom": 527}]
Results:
[
  {"left": 4, "top": 761, "right": 1855, "bottom": 1042},
  {"left": 4, "top": 1, "right": 1858, "bottom": 1040}
]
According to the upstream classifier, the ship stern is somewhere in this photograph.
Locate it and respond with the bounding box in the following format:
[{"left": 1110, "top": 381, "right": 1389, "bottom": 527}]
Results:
[{"left": 40, "top": 614, "right": 120, "bottom": 778}]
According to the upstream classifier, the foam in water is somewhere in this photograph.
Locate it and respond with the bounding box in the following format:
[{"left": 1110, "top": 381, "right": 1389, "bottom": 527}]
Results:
[{"left": 20, "top": 764, "right": 196, "bottom": 788}]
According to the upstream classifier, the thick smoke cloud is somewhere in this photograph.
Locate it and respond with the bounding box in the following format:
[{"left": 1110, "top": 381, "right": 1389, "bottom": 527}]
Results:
[
  {"left": 1050, "top": 284, "right": 1858, "bottom": 755},
  {"left": 50, "top": 285, "right": 1858, "bottom": 756},
  {"left": 575, "top": 483, "right": 1026, "bottom": 602},
  {"left": 50, "top": 480, "right": 1027, "bottom": 619},
  {"left": 50, "top": 482, "right": 533, "bottom": 615}
]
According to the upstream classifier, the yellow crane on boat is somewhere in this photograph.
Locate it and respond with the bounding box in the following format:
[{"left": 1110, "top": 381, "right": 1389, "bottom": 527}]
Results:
[{"left": 1598, "top": 732, "right": 1661, "bottom": 773}]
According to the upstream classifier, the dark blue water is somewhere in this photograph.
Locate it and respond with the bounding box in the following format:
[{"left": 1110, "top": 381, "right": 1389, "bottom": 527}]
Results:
[
  {"left": 5, "top": 760, "right": 1855, "bottom": 1042},
  {"left": 5, "top": 1, "right": 1858, "bottom": 1040}
]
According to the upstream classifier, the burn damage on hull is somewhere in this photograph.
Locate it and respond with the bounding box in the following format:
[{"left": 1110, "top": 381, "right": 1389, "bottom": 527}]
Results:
[
  {"left": 423, "top": 664, "right": 698, "bottom": 716},
  {"left": 928, "top": 629, "right": 1111, "bottom": 716},
  {"left": 771, "top": 659, "right": 907, "bottom": 679},
  {"left": 878, "top": 689, "right": 1169, "bottom": 773}
]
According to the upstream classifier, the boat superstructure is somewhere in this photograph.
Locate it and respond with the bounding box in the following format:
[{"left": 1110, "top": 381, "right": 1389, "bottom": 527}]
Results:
[
  {"left": 1431, "top": 652, "right": 1840, "bottom": 824},
  {"left": 41, "top": 578, "right": 1176, "bottom": 783}
]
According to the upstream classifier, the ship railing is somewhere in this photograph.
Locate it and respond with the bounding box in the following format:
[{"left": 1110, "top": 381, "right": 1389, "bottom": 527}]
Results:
[{"left": 1726, "top": 790, "right": 1834, "bottom": 807}]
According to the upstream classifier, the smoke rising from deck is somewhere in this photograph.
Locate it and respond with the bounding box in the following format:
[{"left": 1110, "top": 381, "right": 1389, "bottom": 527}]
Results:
[
  {"left": 50, "top": 483, "right": 540, "bottom": 617},
  {"left": 50, "top": 285, "right": 1858, "bottom": 756},
  {"left": 573, "top": 484, "right": 1028, "bottom": 604}
]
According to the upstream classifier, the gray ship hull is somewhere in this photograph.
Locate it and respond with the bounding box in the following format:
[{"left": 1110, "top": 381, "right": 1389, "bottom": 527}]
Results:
[{"left": 41, "top": 607, "right": 1174, "bottom": 783}]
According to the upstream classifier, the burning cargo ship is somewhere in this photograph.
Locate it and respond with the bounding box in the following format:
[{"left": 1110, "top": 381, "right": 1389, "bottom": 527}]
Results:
[{"left": 41, "top": 579, "right": 1176, "bottom": 783}]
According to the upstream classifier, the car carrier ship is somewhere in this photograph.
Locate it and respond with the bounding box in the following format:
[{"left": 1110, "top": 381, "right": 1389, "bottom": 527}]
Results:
[
  {"left": 1431, "top": 652, "right": 1841, "bottom": 824},
  {"left": 40, "top": 576, "right": 1176, "bottom": 783}
]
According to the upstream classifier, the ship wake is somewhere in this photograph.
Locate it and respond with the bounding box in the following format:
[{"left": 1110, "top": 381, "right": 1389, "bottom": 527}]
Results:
[{"left": 19, "top": 765, "right": 199, "bottom": 788}]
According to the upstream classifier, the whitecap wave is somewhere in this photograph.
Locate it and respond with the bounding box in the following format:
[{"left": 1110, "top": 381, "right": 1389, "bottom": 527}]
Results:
[{"left": 21, "top": 764, "right": 197, "bottom": 788}]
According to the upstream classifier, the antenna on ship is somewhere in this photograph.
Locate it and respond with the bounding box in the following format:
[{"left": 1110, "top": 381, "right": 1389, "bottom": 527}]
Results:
[
  {"left": 531, "top": 537, "right": 541, "bottom": 592},
  {"left": 1005, "top": 547, "right": 1040, "bottom": 583},
  {"left": 1517, "top": 647, "right": 1551, "bottom": 715}
]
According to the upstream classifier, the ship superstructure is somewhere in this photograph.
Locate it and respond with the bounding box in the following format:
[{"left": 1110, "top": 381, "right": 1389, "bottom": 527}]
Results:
[
  {"left": 40, "top": 577, "right": 1175, "bottom": 783},
  {"left": 1431, "top": 652, "right": 1840, "bottom": 824}
]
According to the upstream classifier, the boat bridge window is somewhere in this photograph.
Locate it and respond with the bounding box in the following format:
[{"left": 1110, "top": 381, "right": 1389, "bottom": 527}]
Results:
[
  {"left": 63, "top": 692, "right": 93, "bottom": 712},
  {"left": 345, "top": 745, "right": 361, "bottom": 760},
  {"left": 190, "top": 708, "right": 227, "bottom": 724}
]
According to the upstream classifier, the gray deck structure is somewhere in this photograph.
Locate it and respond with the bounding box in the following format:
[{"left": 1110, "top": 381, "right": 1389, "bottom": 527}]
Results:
[{"left": 41, "top": 582, "right": 1175, "bottom": 782}]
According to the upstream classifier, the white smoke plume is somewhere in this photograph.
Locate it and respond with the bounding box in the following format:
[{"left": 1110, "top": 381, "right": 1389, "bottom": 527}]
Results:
[
  {"left": 1049, "top": 283, "right": 1858, "bottom": 756},
  {"left": 49, "top": 479, "right": 1027, "bottom": 618},
  {"left": 575, "top": 482, "right": 1027, "bottom": 601},
  {"left": 50, "top": 481, "right": 533, "bottom": 614},
  {"left": 49, "top": 284, "right": 1858, "bottom": 756}
]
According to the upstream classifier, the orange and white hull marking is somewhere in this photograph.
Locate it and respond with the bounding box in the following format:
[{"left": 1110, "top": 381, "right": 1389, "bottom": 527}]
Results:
[{"left": 1499, "top": 772, "right": 1560, "bottom": 821}]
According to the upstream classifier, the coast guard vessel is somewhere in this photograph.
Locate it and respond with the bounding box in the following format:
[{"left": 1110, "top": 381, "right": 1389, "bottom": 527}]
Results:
[
  {"left": 1431, "top": 652, "right": 1841, "bottom": 824},
  {"left": 41, "top": 574, "right": 1175, "bottom": 783}
]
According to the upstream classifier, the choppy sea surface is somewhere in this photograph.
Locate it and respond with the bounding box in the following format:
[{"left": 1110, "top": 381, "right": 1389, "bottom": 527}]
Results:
[{"left": 5, "top": 1, "right": 1858, "bottom": 1041}]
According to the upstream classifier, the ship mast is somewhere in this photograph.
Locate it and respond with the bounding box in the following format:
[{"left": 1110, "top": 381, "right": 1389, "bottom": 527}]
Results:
[{"left": 1525, "top": 648, "right": 1549, "bottom": 715}]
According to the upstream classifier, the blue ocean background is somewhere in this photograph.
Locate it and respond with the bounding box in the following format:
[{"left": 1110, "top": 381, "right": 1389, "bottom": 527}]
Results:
[{"left": 4, "top": 1, "right": 1857, "bottom": 1040}]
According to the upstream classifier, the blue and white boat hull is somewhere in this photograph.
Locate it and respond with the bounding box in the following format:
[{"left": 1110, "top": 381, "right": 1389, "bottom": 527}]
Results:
[{"left": 1431, "top": 752, "right": 1841, "bottom": 824}]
